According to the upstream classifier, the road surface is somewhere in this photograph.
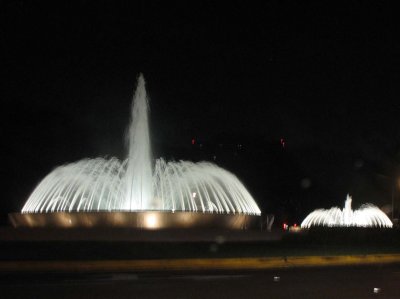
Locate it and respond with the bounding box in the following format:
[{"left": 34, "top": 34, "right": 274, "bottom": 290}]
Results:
[{"left": 1, "top": 264, "right": 399, "bottom": 299}]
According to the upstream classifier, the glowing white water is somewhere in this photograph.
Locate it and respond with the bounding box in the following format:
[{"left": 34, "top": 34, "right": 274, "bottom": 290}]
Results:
[
  {"left": 301, "top": 194, "right": 392, "bottom": 228},
  {"left": 21, "top": 75, "right": 261, "bottom": 215},
  {"left": 124, "top": 75, "right": 153, "bottom": 210}
]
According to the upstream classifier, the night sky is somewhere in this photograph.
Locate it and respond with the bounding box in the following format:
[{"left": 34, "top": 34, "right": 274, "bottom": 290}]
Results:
[{"left": 2, "top": 1, "right": 400, "bottom": 225}]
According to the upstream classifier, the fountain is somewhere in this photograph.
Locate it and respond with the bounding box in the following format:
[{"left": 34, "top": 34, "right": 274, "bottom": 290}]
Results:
[
  {"left": 9, "top": 75, "right": 261, "bottom": 229},
  {"left": 301, "top": 194, "right": 392, "bottom": 228}
]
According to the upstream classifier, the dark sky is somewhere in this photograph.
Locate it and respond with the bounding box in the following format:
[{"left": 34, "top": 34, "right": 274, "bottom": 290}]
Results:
[{"left": 2, "top": 1, "right": 400, "bottom": 224}]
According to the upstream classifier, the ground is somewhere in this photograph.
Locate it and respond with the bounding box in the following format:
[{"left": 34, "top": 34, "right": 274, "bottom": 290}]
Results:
[{"left": 1, "top": 265, "right": 400, "bottom": 299}]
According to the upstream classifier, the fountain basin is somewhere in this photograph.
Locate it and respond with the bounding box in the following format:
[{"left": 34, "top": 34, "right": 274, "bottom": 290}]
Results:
[{"left": 9, "top": 211, "right": 258, "bottom": 230}]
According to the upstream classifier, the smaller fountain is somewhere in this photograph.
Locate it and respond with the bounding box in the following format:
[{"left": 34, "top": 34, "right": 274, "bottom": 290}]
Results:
[{"left": 301, "top": 194, "right": 393, "bottom": 228}]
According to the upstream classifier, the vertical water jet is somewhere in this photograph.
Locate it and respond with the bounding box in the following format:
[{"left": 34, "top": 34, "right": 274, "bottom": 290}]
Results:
[{"left": 124, "top": 74, "right": 153, "bottom": 210}]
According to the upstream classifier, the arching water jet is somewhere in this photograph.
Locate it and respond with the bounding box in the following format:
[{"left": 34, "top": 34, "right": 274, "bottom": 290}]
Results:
[
  {"left": 11, "top": 75, "right": 261, "bottom": 229},
  {"left": 301, "top": 194, "right": 392, "bottom": 228}
]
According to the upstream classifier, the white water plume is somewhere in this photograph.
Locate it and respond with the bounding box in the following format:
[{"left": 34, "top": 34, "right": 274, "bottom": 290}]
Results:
[
  {"left": 22, "top": 75, "right": 261, "bottom": 215},
  {"left": 301, "top": 194, "right": 392, "bottom": 228}
]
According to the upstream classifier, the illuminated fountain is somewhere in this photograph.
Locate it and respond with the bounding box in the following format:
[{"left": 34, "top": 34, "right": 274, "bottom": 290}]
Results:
[
  {"left": 9, "top": 75, "right": 261, "bottom": 229},
  {"left": 301, "top": 194, "right": 392, "bottom": 228}
]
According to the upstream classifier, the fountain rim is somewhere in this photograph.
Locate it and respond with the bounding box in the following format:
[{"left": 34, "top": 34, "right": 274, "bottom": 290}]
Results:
[
  {"left": 8, "top": 211, "right": 261, "bottom": 230},
  {"left": 19, "top": 209, "right": 261, "bottom": 215}
]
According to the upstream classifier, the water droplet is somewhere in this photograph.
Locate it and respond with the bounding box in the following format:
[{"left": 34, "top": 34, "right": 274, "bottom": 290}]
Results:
[{"left": 300, "top": 178, "right": 311, "bottom": 189}]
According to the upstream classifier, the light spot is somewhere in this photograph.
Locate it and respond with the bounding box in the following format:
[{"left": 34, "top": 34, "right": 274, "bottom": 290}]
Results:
[
  {"left": 144, "top": 214, "right": 158, "bottom": 228},
  {"left": 300, "top": 178, "right": 312, "bottom": 189}
]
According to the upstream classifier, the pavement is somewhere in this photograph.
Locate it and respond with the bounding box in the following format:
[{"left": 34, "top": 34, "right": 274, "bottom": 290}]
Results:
[
  {"left": 1, "top": 227, "right": 399, "bottom": 298},
  {"left": 1, "top": 265, "right": 400, "bottom": 299}
]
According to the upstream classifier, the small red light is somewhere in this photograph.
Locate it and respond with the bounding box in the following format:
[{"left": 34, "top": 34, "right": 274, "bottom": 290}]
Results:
[
  {"left": 294, "top": 223, "right": 297, "bottom": 227},
  {"left": 280, "top": 138, "right": 285, "bottom": 148},
  {"left": 192, "top": 139, "right": 195, "bottom": 145}
]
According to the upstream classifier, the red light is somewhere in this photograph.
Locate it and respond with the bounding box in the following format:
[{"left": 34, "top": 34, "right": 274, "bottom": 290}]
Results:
[
  {"left": 192, "top": 139, "right": 195, "bottom": 145},
  {"left": 280, "top": 138, "right": 285, "bottom": 148},
  {"left": 294, "top": 223, "right": 297, "bottom": 227}
]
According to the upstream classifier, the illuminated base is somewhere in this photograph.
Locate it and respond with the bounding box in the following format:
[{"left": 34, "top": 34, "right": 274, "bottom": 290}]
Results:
[{"left": 8, "top": 211, "right": 259, "bottom": 230}]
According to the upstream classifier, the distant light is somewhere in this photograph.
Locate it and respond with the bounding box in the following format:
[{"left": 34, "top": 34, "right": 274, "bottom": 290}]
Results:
[
  {"left": 192, "top": 192, "right": 197, "bottom": 198},
  {"left": 294, "top": 223, "right": 297, "bottom": 227},
  {"left": 283, "top": 223, "right": 288, "bottom": 230},
  {"left": 280, "top": 138, "right": 285, "bottom": 148},
  {"left": 373, "top": 287, "right": 381, "bottom": 294},
  {"left": 192, "top": 139, "right": 195, "bottom": 145},
  {"left": 273, "top": 276, "right": 280, "bottom": 282}
]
